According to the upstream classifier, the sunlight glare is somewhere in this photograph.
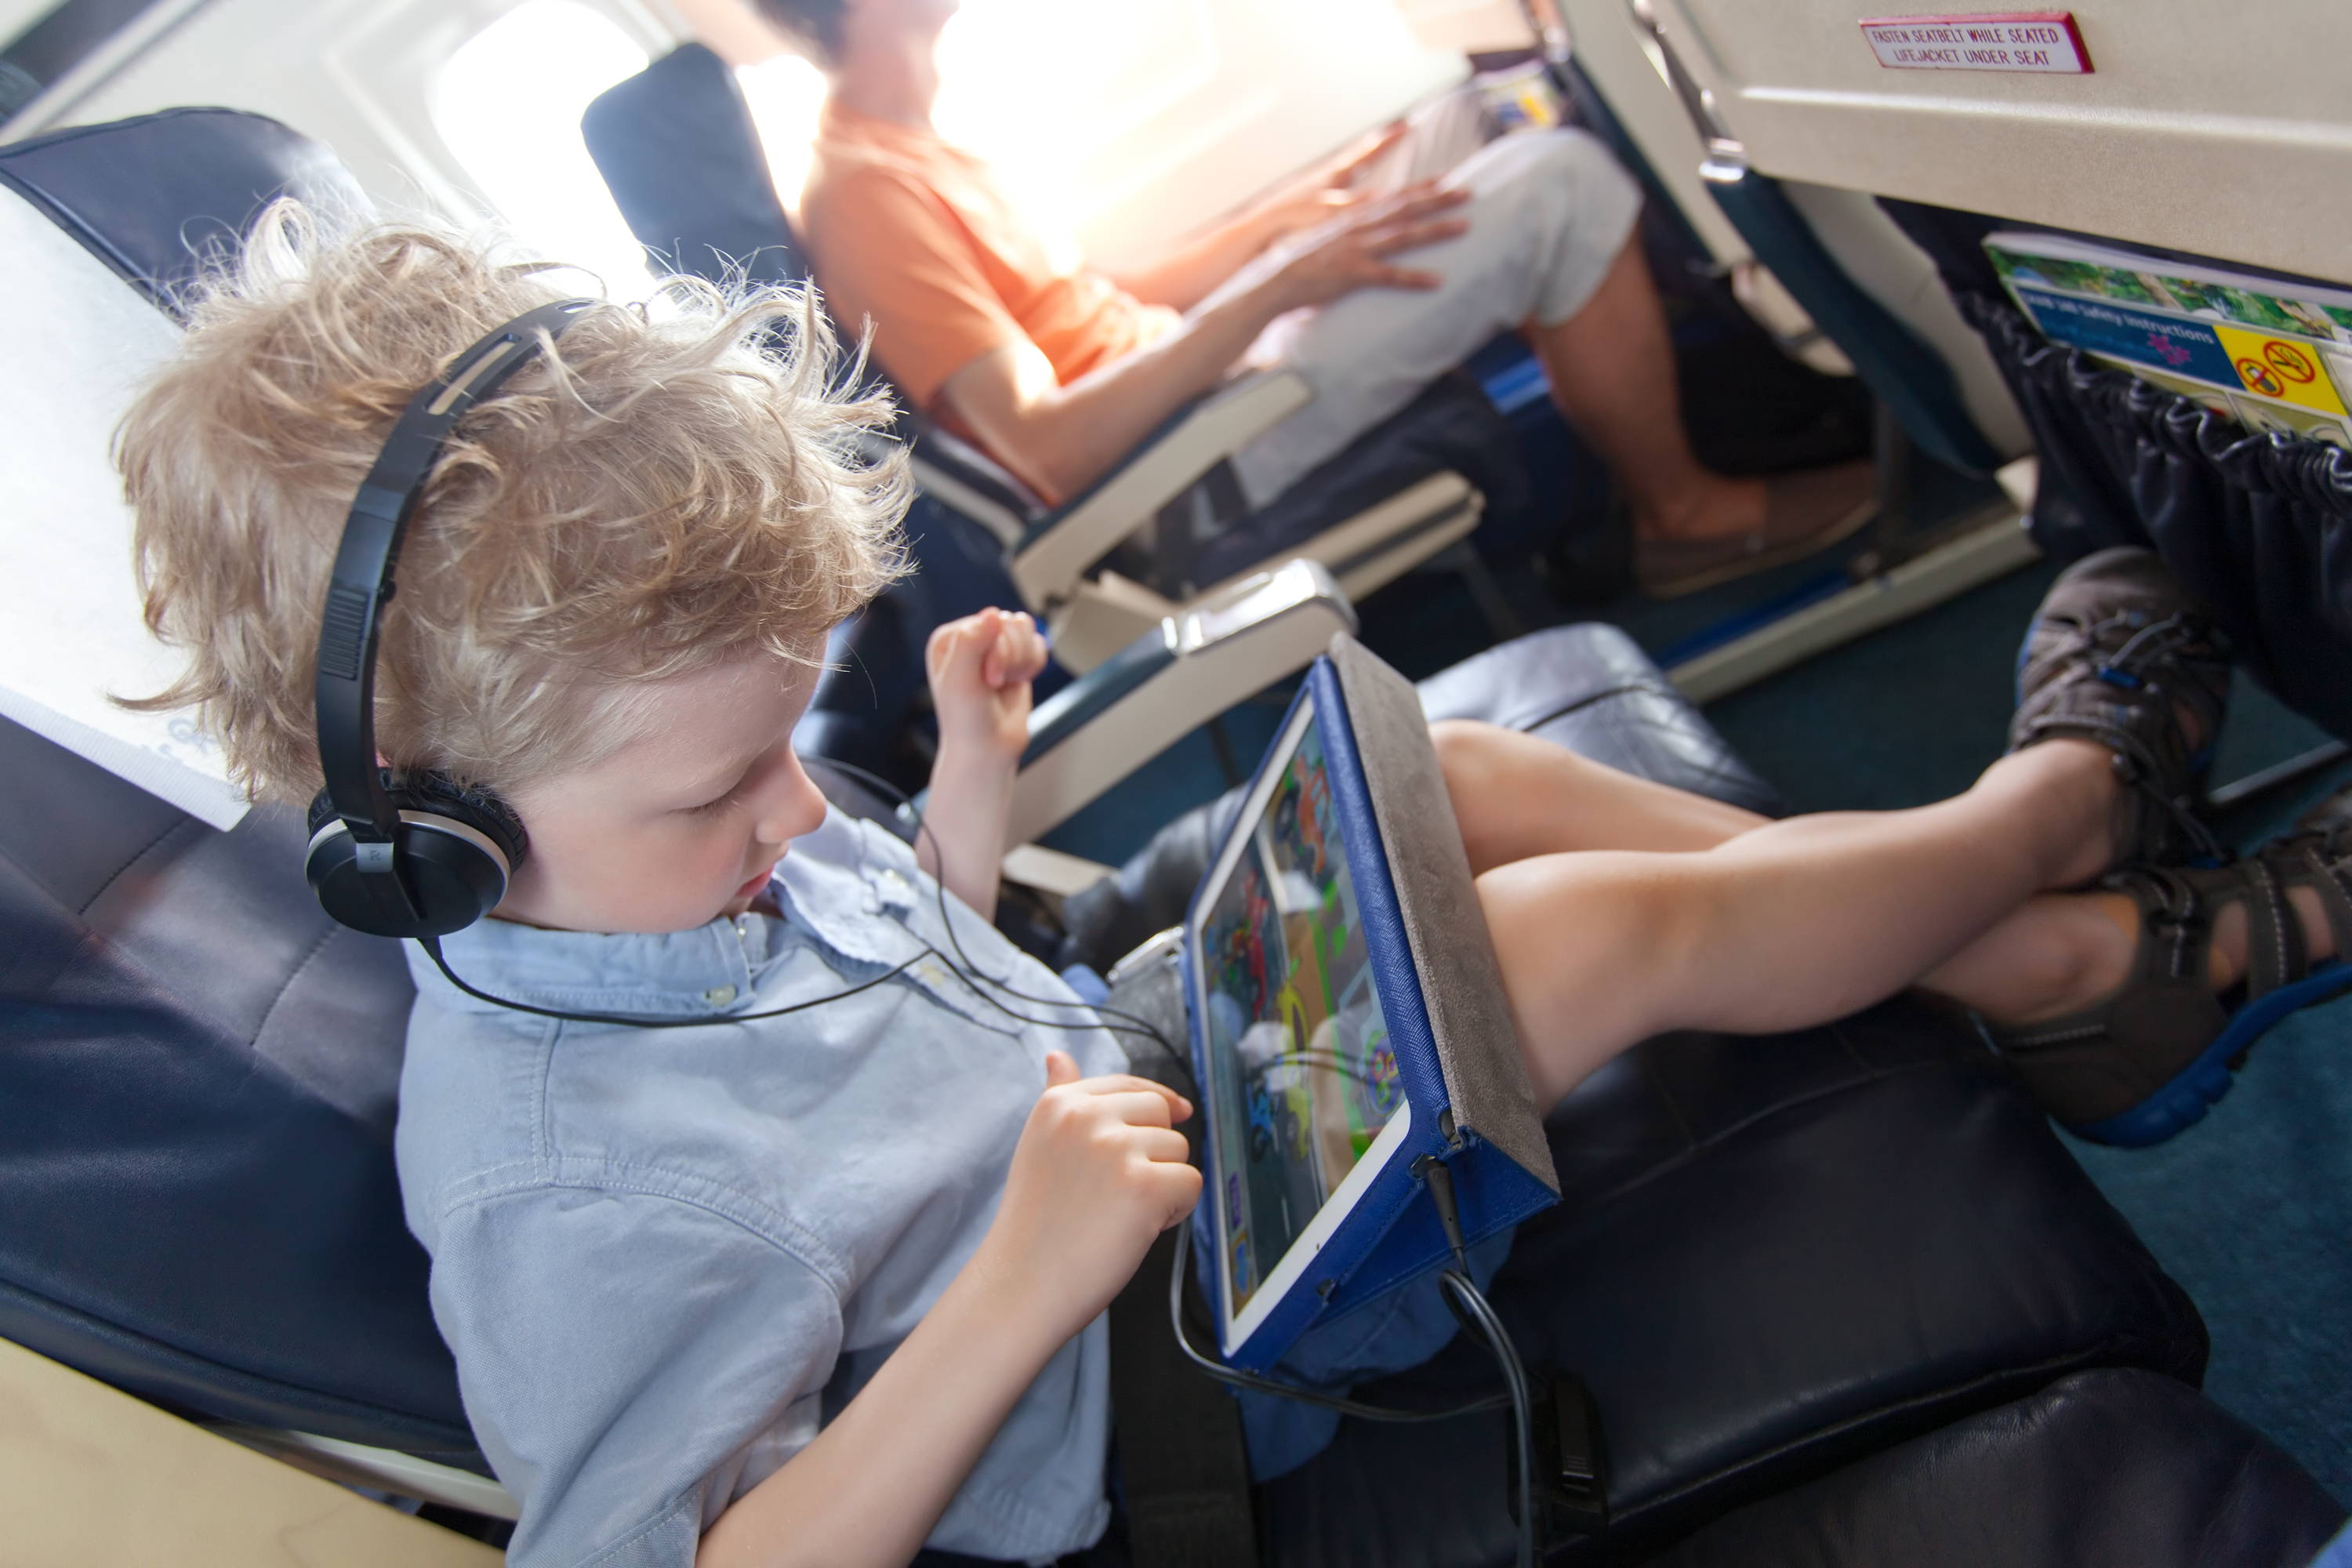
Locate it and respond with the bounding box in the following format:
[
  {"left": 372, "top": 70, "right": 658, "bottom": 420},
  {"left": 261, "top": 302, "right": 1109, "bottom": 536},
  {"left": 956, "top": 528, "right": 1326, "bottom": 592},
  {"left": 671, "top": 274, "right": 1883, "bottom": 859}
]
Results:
[{"left": 433, "top": 0, "right": 653, "bottom": 299}]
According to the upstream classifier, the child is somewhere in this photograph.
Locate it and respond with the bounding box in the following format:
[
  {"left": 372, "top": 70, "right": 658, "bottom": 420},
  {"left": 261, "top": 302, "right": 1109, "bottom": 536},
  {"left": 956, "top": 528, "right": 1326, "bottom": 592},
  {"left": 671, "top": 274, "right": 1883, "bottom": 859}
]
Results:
[{"left": 122, "top": 211, "right": 2350, "bottom": 1567}]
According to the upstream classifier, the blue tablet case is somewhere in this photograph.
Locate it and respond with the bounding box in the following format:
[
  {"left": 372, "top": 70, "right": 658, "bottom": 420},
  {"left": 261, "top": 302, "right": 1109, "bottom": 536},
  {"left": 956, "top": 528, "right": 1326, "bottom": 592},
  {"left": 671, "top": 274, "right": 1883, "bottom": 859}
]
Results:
[{"left": 1184, "top": 633, "right": 1560, "bottom": 1372}]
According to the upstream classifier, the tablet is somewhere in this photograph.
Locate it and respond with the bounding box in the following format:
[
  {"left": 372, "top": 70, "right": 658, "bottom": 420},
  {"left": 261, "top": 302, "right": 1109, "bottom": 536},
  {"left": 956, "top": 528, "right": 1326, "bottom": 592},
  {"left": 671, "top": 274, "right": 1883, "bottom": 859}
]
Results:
[
  {"left": 1189, "top": 686, "right": 1417, "bottom": 1355},
  {"left": 1182, "top": 635, "right": 1560, "bottom": 1372}
]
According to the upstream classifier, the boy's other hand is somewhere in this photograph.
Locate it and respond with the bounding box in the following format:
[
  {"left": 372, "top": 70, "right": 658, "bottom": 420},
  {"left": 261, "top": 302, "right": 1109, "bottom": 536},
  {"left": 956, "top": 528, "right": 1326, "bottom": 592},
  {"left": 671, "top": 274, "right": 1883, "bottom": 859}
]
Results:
[
  {"left": 980, "top": 1050, "right": 1201, "bottom": 1344},
  {"left": 927, "top": 608, "right": 1048, "bottom": 764}
]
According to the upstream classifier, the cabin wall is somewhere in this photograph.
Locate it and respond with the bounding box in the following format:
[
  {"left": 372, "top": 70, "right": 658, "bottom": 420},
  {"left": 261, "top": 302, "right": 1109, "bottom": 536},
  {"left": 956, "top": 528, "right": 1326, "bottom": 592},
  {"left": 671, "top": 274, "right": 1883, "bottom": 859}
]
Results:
[{"left": 9, "top": 0, "right": 1474, "bottom": 287}]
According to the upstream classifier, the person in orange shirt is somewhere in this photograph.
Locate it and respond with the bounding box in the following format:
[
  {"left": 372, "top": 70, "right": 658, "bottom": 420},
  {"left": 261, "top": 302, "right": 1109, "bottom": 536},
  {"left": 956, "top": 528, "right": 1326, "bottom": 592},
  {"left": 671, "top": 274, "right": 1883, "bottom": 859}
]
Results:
[{"left": 760, "top": 0, "right": 1877, "bottom": 597}]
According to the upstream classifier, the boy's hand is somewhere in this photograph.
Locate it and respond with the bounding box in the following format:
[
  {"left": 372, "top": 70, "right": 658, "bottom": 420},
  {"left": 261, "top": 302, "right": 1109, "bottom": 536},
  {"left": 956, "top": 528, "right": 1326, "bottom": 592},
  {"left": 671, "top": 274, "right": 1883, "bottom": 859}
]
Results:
[
  {"left": 927, "top": 608, "right": 1049, "bottom": 765},
  {"left": 979, "top": 1051, "right": 1201, "bottom": 1343}
]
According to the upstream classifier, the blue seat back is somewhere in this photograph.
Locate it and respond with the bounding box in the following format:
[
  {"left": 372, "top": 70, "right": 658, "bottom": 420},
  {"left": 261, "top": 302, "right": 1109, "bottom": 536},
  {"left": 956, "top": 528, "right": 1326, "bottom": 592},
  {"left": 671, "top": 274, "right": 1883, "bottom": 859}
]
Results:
[
  {"left": 583, "top": 45, "right": 1039, "bottom": 784},
  {"left": 580, "top": 42, "right": 810, "bottom": 292},
  {"left": 0, "top": 106, "right": 365, "bottom": 316},
  {"left": 0, "top": 108, "right": 479, "bottom": 1461}
]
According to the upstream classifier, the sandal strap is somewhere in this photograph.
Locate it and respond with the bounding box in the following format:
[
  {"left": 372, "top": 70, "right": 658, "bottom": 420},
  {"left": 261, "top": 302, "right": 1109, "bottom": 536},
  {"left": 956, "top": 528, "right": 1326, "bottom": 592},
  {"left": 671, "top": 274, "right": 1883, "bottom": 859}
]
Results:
[
  {"left": 2220, "top": 854, "right": 2307, "bottom": 1000},
  {"left": 1987, "top": 866, "right": 2220, "bottom": 1050},
  {"left": 2010, "top": 600, "right": 2232, "bottom": 870},
  {"left": 2257, "top": 828, "right": 2352, "bottom": 974}
]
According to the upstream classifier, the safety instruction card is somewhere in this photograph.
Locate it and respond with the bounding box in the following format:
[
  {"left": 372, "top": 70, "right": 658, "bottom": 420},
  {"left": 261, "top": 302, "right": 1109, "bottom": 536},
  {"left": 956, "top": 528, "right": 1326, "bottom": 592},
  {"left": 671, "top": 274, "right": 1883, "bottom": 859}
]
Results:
[{"left": 1987, "top": 231, "right": 2352, "bottom": 447}]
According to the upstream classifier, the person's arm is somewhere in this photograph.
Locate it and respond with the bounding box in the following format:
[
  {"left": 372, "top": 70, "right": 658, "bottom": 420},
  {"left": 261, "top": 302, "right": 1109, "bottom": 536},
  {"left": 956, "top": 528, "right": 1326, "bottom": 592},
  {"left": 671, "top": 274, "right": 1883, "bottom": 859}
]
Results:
[
  {"left": 698, "top": 1053, "right": 1200, "bottom": 1568},
  {"left": 1105, "top": 122, "right": 1411, "bottom": 312},
  {"left": 919, "top": 607, "right": 1051, "bottom": 921},
  {"left": 941, "top": 184, "right": 1469, "bottom": 504}
]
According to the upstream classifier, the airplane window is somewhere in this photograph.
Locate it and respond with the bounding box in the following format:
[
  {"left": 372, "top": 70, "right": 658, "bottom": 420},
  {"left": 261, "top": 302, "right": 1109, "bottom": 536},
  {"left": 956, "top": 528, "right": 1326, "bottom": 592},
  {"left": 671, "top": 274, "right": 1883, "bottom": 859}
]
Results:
[{"left": 433, "top": 0, "right": 653, "bottom": 297}]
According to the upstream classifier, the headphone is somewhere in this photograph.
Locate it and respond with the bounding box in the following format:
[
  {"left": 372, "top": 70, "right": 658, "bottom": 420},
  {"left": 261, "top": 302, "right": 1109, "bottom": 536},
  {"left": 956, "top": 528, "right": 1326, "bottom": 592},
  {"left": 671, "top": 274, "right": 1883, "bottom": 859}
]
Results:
[{"left": 304, "top": 299, "right": 595, "bottom": 939}]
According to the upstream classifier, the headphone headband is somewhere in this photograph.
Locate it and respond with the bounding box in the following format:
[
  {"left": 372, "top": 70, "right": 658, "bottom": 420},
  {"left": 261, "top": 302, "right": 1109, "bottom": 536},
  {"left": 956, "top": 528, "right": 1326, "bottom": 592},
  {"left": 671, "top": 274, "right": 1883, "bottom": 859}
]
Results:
[
  {"left": 312, "top": 297, "right": 596, "bottom": 840},
  {"left": 306, "top": 299, "right": 593, "bottom": 938}
]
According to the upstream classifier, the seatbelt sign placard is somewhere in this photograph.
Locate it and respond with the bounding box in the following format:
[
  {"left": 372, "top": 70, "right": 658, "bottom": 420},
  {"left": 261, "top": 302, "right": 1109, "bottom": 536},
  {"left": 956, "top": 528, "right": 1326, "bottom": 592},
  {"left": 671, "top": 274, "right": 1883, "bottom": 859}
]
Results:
[{"left": 1859, "top": 13, "right": 2092, "bottom": 73}]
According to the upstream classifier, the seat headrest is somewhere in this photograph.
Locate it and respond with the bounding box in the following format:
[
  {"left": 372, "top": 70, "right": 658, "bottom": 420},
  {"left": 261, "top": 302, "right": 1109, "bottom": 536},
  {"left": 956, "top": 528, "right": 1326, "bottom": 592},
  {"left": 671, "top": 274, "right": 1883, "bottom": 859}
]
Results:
[
  {"left": 0, "top": 107, "right": 368, "bottom": 828},
  {"left": 582, "top": 43, "right": 807, "bottom": 290},
  {"left": 0, "top": 106, "right": 368, "bottom": 319}
]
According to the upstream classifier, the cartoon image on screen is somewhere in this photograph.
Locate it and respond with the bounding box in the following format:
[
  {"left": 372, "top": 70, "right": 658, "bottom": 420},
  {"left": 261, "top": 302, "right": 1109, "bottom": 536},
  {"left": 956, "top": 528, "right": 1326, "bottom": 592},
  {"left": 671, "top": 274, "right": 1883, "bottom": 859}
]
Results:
[{"left": 1199, "top": 701, "right": 1407, "bottom": 1312}]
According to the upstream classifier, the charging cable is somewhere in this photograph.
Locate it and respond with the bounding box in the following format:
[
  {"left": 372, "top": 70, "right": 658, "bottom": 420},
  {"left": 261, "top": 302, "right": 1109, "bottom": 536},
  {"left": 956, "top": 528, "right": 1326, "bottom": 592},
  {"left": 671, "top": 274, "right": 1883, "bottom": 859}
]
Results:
[{"left": 1167, "top": 1159, "right": 1542, "bottom": 1568}]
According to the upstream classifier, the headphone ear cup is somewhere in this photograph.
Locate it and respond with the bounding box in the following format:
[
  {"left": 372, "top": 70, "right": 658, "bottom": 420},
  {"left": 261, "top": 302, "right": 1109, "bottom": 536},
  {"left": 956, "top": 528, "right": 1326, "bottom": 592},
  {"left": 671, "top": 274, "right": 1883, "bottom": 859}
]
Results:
[
  {"left": 303, "top": 772, "right": 528, "bottom": 939},
  {"left": 406, "top": 772, "right": 530, "bottom": 873}
]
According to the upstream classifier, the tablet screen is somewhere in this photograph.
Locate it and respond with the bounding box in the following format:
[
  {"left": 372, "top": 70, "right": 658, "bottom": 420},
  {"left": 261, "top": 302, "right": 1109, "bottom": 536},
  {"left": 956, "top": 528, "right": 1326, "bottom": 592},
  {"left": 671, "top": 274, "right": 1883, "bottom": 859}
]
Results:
[{"left": 1196, "top": 695, "right": 1408, "bottom": 1315}]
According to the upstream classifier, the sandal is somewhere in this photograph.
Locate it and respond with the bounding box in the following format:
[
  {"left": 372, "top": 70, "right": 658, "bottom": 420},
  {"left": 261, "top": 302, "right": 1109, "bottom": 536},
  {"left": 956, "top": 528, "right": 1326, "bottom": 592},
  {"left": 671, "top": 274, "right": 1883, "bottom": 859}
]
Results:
[
  {"left": 2008, "top": 547, "right": 2233, "bottom": 874},
  {"left": 1986, "top": 781, "right": 2352, "bottom": 1146}
]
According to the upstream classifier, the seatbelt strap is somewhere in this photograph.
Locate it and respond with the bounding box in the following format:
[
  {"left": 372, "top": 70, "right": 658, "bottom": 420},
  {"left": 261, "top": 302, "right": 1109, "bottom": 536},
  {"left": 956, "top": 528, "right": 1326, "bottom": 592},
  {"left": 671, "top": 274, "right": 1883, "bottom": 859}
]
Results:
[{"left": 1107, "top": 1223, "right": 1258, "bottom": 1568}]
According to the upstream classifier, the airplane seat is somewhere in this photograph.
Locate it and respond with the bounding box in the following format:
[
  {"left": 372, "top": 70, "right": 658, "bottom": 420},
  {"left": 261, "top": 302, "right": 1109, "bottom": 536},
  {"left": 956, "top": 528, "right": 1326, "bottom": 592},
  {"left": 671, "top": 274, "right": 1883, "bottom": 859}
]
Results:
[
  {"left": 1881, "top": 197, "right": 2352, "bottom": 746},
  {"left": 1646, "top": 1367, "right": 2346, "bottom": 1567},
  {"left": 0, "top": 105, "right": 480, "bottom": 1471},
  {"left": 1568, "top": 0, "right": 2352, "bottom": 747},
  {"left": 0, "top": 103, "right": 2325, "bottom": 1567},
  {"left": 1551, "top": 10, "right": 2029, "bottom": 480},
  {"left": 582, "top": 43, "right": 1529, "bottom": 676}
]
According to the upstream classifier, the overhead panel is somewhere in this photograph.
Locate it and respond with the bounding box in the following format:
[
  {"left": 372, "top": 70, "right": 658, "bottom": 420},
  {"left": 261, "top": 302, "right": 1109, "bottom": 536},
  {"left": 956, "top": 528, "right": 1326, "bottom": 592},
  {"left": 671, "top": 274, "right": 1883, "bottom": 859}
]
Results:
[{"left": 1654, "top": 0, "right": 2352, "bottom": 281}]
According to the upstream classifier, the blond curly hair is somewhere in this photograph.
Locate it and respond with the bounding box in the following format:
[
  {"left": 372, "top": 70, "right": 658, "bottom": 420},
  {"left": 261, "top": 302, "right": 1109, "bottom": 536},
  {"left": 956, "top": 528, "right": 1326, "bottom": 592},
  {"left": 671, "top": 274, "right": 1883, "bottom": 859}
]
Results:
[{"left": 117, "top": 205, "right": 907, "bottom": 806}]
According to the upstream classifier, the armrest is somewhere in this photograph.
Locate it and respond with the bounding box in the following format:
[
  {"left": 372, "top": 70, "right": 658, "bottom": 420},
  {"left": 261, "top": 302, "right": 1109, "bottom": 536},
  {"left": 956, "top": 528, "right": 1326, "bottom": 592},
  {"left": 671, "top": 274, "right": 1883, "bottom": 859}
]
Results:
[
  {"left": 906, "top": 418, "right": 1047, "bottom": 550},
  {"left": 1004, "top": 367, "right": 1314, "bottom": 612},
  {"left": 1006, "top": 558, "right": 1353, "bottom": 844}
]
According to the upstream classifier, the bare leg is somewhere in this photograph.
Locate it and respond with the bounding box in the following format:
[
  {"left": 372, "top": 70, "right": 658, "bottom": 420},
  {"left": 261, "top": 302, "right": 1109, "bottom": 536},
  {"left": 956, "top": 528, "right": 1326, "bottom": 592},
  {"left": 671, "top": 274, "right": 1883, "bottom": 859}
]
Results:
[
  {"left": 1526, "top": 236, "right": 1767, "bottom": 543},
  {"left": 1431, "top": 720, "right": 1766, "bottom": 873},
  {"left": 1469, "top": 740, "right": 2118, "bottom": 1102},
  {"left": 1429, "top": 721, "right": 2346, "bottom": 1091},
  {"left": 1428, "top": 720, "right": 2339, "bottom": 1055}
]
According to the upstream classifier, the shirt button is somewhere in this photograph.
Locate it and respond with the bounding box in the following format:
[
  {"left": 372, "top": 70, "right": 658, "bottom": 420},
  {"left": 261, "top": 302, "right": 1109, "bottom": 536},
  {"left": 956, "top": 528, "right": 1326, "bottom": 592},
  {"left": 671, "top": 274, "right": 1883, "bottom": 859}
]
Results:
[
  {"left": 703, "top": 984, "right": 738, "bottom": 1006},
  {"left": 916, "top": 961, "right": 946, "bottom": 986}
]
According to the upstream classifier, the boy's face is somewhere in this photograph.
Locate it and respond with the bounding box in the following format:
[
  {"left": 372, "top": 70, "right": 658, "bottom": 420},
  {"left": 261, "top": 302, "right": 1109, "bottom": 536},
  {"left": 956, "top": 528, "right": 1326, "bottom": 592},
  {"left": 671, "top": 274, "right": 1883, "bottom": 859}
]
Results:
[{"left": 495, "top": 655, "right": 831, "bottom": 935}]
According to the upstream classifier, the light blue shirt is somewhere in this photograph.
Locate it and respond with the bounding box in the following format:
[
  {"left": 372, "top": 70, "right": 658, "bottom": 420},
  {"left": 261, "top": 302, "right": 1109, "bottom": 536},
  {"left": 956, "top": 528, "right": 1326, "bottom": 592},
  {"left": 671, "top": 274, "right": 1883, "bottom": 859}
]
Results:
[{"left": 396, "top": 807, "right": 1129, "bottom": 1567}]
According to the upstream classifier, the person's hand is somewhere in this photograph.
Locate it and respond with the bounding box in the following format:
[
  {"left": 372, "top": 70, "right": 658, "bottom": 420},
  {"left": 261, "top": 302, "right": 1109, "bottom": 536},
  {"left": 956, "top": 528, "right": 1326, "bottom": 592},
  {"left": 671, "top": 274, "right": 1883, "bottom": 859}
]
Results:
[
  {"left": 978, "top": 1052, "right": 1202, "bottom": 1341},
  {"left": 927, "top": 607, "right": 1049, "bottom": 764},
  {"left": 1266, "top": 180, "right": 1471, "bottom": 313},
  {"left": 1250, "top": 121, "right": 1413, "bottom": 242}
]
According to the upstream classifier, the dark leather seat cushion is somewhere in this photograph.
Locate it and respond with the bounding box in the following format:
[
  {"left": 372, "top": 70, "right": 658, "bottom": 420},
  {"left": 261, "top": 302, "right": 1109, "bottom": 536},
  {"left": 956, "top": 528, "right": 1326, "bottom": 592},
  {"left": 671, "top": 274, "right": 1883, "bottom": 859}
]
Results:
[
  {"left": 1258, "top": 1007, "right": 2209, "bottom": 1566},
  {"left": 0, "top": 716, "right": 473, "bottom": 1463},
  {"left": 1648, "top": 1368, "right": 2346, "bottom": 1568},
  {"left": 1057, "top": 622, "right": 1782, "bottom": 973}
]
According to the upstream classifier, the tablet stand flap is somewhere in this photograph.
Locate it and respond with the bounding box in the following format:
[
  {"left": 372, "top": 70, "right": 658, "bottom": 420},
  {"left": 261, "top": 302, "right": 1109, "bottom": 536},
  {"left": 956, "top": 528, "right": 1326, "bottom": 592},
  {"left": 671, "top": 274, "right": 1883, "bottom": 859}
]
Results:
[{"left": 1325, "top": 632, "right": 1558, "bottom": 1195}]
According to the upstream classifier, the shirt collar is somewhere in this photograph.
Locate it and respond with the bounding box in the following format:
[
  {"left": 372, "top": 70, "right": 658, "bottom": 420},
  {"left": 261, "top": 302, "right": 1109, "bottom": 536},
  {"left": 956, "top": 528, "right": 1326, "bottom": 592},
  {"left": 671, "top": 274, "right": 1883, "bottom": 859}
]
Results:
[{"left": 405, "top": 898, "right": 786, "bottom": 1022}]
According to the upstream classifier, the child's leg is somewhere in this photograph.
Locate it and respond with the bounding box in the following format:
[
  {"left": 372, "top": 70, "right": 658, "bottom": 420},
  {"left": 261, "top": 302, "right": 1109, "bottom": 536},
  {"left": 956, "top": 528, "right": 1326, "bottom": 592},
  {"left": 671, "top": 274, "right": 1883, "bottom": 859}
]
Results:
[
  {"left": 1428, "top": 719, "right": 2314, "bottom": 1085},
  {"left": 1474, "top": 739, "right": 2119, "bottom": 1102},
  {"left": 1430, "top": 719, "right": 1765, "bottom": 871},
  {"left": 1432, "top": 719, "right": 2126, "bottom": 1029}
]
